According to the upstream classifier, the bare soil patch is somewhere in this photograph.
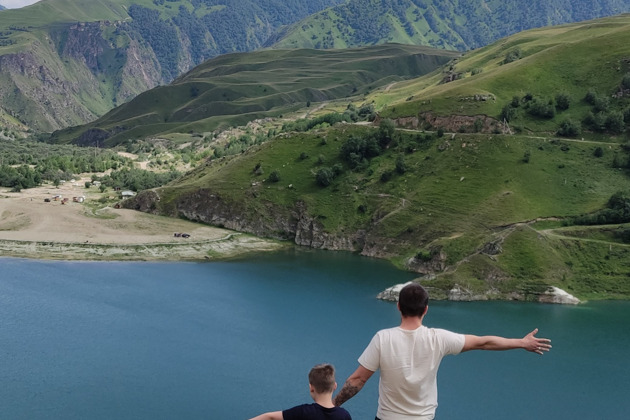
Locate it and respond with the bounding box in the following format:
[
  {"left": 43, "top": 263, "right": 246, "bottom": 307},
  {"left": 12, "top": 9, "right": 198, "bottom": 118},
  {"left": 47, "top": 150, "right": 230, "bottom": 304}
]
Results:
[{"left": 0, "top": 178, "right": 284, "bottom": 260}]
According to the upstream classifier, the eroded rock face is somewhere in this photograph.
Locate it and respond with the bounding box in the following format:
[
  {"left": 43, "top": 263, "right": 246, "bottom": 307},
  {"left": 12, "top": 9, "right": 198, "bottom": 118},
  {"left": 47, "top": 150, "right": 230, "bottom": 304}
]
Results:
[
  {"left": 539, "top": 287, "right": 580, "bottom": 305},
  {"left": 125, "top": 189, "right": 369, "bottom": 251}
]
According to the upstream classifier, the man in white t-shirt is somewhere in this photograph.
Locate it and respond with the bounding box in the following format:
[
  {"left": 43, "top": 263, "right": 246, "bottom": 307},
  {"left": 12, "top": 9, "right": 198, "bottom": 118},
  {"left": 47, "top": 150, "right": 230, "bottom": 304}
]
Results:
[{"left": 333, "top": 283, "right": 552, "bottom": 420}]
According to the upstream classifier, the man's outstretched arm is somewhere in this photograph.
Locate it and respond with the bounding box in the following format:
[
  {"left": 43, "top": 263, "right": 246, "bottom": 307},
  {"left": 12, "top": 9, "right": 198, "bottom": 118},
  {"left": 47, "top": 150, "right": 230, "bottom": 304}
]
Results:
[
  {"left": 333, "top": 365, "right": 374, "bottom": 407},
  {"left": 462, "top": 328, "right": 552, "bottom": 355}
]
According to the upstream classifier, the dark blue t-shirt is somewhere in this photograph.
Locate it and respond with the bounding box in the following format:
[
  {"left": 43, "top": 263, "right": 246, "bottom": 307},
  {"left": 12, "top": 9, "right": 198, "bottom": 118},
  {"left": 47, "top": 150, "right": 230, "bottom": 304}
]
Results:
[{"left": 282, "top": 403, "right": 351, "bottom": 420}]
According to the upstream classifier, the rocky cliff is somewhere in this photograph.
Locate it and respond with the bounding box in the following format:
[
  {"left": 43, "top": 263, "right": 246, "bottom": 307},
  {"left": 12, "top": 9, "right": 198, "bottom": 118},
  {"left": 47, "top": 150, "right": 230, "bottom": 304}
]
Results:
[
  {"left": 124, "top": 188, "right": 373, "bottom": 254},
  {"left": 0, "top": 21, "right": 164, "bottom": 133}
]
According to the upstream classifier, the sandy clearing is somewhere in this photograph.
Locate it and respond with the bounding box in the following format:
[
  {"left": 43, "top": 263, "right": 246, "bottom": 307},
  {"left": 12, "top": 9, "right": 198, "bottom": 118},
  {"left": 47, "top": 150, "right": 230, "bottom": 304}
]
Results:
[{"left": 0, "top": 178, "right": 285, "bottom": 261}]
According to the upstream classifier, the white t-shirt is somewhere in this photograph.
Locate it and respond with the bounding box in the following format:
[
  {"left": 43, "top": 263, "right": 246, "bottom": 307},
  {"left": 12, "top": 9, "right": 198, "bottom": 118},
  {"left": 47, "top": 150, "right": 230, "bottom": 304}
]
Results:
[{"left": 358, "top": 325, "right": 465, "bottom": 420}]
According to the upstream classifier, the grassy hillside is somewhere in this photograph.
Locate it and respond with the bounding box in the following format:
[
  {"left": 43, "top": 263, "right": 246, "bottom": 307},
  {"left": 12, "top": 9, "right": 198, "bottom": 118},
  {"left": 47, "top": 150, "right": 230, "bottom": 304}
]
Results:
[
  {"left": 121, "top": 16, "right": 630, "bottom": 301},
  {"left": 49, "top": 44, "right": 459, "bottom": 146},
  {"left": 365, "top": 15, "right": 630, "bottom": 136}
]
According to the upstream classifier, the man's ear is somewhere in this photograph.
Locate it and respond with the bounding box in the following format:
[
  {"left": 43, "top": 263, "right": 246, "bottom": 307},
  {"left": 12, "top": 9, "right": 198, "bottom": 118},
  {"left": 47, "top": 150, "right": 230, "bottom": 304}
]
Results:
[
  {"left": 309, "top": 384, "right": 315, "bottom": 393},
  {"left": 333, "top": 381, "right": 338, "bottom": 391}
]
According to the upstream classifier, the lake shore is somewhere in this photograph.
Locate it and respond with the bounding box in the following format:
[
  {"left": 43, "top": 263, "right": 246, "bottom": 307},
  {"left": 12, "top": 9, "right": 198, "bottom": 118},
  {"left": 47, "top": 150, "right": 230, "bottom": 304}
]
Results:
[{"left": 0, "top": 181, "right": 286, "bottom": 261}]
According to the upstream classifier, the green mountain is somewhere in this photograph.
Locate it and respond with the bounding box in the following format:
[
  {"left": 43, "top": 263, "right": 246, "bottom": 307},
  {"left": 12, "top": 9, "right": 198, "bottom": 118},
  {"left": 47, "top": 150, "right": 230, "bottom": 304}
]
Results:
[
  {"left": 48, "top": 44, "right": 458, "bottom": 146},
  {"left": 270, "top": 0, "right": 630, "bottom": 51},
  {"left": 0, "top": 0, "right": 342, "bottom": 132},
  {"left": 124, "top": 15, "right": 630, "bottom": 301}
]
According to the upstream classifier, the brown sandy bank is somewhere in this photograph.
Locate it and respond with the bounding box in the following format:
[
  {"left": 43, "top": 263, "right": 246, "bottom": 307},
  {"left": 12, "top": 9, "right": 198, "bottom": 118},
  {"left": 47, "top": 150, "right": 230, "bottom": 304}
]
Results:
[{"left": 0, "top": 181, "right": 285, "bottom": 261}]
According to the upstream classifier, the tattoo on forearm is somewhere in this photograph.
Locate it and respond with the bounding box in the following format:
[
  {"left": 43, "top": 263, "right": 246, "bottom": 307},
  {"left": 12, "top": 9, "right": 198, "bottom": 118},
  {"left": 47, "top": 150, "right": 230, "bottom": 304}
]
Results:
[{"left": 334, "top": 381, "right": 361, "bottom": 407}]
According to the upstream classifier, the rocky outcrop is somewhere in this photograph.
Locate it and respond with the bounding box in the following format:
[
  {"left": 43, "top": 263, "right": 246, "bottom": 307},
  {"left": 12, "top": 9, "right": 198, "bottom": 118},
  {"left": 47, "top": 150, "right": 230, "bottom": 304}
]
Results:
[
  {"left": 539, "top": 287, "right": 581, "bottom": 305},
  {"left": 378, "top": 282, "right": 581, "bottom": 305},
  {"left": 393, "top": 112, "right": 509, "bottom": 135},
  {"left": 124, "top": 188, "right": 366, "bottom": 250}
]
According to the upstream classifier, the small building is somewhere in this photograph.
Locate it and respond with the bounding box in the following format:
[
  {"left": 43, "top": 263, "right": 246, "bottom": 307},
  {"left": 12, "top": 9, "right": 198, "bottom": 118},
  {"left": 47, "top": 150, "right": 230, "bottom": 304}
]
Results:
[{"left": 121, "top": 190, "right": 136, "bottom": 198}]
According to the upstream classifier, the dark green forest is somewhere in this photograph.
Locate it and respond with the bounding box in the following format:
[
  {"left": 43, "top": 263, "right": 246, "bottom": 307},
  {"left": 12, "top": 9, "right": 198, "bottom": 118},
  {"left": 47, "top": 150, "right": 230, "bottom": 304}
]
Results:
[{"left": 128, "top": 0, "right": 344, "bottom": 80}]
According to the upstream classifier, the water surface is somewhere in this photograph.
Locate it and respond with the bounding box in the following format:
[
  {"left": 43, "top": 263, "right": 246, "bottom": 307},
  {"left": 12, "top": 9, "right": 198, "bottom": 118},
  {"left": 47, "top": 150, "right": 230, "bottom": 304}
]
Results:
[{"left": 1, "top": 250, "right": 628, "bottom": 419}]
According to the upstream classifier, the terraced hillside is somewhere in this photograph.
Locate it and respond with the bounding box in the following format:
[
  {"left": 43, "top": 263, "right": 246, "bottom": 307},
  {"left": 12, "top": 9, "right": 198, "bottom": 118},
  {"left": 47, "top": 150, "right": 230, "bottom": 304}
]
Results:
[{"left": 49, "top": 44, "right": 459, "bottom": 146}]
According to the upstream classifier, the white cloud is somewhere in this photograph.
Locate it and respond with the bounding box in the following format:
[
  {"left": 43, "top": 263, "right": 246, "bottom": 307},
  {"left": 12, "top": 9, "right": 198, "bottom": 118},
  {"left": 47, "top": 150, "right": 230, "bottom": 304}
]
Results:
[{"left": 0, "top": 0, "right": 41, "bottom": 9}]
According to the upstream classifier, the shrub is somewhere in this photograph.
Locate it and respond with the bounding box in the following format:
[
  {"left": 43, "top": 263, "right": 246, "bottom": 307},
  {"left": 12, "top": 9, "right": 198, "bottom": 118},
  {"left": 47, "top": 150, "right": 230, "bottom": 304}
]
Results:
[
  {"left": 332, "top": 163, "right": 344, "bottom": 176},
  {"left": 585, "top": 90, "right": 610, "bottom": 112},
  {"left": 622, "top": 73, "right": 630, "bottom": 90},
  {"left": 380, "top": 170, "right": 394, "bottom": 182},
  {"left": 557, "top": 119, "right": 581, "bottom": 137},
  {"left": 315, "top": 167, "right": 334, "bottom": 187},
  {"left": 555, "top": 93, "right": 571, "bottom": 111},
  {"left": 268, "top": 170, "right": 280, "bottom": 183},
  {"left": 395, "top": 155, "right": 407, "bottom": 174},
  {"left": 605, "top": 111, "right": 625, "bottom": 134},
  {"left": 594, "top": 147, "right": 604, "bottom": 158},
  {"left": 340, "top": 136, "right": 381, "bottom": 168},
  {"left": 503, "top": 48, "right": 522, "bottom": 64},
  {"left": 584, "top": 89, "right": 598, "bottom": 105},
  {"left": 500, "top": 104, "right": 517, "bottom": 122},
  {"left": 473, "top": 118, "right": 484, "bottom": 132},
  {"left": 583, "top": 111, "right": 607, "bottom": 132},
  {"left": 526, "top": 97, "right": 555, "bottom": 119}
]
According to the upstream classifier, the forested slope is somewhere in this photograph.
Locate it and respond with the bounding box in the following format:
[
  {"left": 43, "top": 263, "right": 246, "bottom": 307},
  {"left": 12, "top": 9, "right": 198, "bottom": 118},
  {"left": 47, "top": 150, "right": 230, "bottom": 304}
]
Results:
[{"left": 271, "top": 0, "right": 630, "bottom": 51}]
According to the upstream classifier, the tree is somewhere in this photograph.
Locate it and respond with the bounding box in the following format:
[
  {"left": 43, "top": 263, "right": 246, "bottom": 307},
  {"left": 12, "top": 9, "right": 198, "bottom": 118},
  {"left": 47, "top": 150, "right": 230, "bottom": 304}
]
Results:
[
  {"left": 395, "top": 155, "right": 407, "bottom": 174},
  {"left": 557, "top": 119, "right": 581, "bottom": 137},
  {"left": 315, "top": 167, "right": 334, "bottom": 187},
  {"left": 268, "top": 170, "right": 280, "bottom": 183},
  {"left": 500, "top": 104, "right": 517, "bottom": 122},
  {"left": 503, "top": 48, "right": 522, "bottom": 64},
  {"left": 555, "top": 93, "right": 571, "bottom": 111},
  {"left": 378, "top": 119, "right": 396, "bottom": 147},
  {"left": 605, "top": 111, "right": 625, "bottom": 134}
]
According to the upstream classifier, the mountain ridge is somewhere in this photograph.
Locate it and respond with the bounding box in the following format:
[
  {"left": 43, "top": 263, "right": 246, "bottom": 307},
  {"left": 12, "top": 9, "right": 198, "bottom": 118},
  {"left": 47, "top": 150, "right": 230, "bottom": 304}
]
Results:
[{"left": 0, "top": 0, "right": 344, "bottom": 132}]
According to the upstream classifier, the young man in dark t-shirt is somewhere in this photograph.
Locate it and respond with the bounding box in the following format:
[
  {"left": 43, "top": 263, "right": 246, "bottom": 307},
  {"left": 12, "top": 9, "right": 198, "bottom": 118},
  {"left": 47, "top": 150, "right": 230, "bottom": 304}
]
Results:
[{"left": 249, "top": 363, "right": 352, "bottom": 420}]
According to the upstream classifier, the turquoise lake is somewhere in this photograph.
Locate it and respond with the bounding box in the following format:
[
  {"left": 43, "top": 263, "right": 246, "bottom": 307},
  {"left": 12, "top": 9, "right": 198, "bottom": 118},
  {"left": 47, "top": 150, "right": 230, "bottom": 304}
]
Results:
[{"left": 1, "top": 250, "right": 629, "bottom": 419}]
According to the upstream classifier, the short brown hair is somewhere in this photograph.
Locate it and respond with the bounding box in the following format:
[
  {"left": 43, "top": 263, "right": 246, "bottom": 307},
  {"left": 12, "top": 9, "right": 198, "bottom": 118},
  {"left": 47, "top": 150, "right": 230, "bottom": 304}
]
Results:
[
  {"left": 308, "top": 363, "right": 336, "bottom": 393},
  {"left": 398, "top": 283, "right": 429, "bottom": 317}
]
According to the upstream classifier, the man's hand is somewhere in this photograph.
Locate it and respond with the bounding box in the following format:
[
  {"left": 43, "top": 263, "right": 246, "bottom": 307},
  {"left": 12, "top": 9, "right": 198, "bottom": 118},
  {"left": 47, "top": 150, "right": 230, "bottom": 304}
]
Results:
[{"left": 522, "top": 328, "right": 552, "bottom": 355}]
